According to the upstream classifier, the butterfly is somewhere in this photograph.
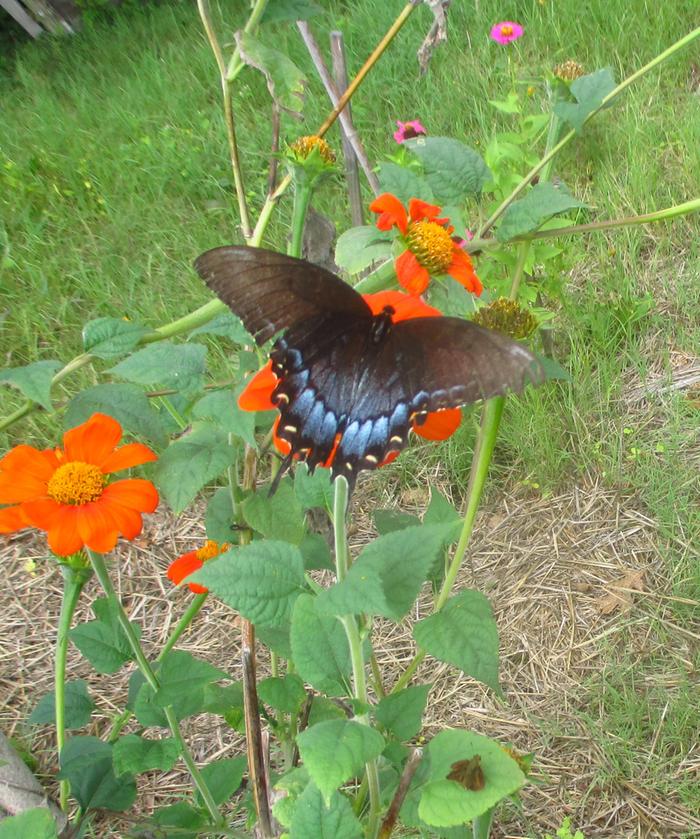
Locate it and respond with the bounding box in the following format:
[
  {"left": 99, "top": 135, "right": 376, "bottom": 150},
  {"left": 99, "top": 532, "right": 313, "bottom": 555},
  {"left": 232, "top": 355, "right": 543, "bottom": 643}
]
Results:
[
  {"left": 195, "top": 246, "right": 544, "bottom": 488},
  {"left": 447, "top": 755, "right": 485, "bottom": 791}
]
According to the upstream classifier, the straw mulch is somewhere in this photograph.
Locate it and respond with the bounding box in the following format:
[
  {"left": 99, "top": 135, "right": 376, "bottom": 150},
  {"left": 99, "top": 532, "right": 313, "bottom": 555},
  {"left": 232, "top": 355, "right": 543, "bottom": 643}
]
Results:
[{"left": 1, "top": 472, "right": 698, "bottom": 838}]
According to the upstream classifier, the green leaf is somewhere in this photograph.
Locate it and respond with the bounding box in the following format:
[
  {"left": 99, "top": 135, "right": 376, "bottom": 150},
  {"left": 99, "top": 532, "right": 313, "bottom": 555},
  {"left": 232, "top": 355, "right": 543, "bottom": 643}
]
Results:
[
  {"left": 413, "top": 590, "right": 500, "bottom": 693},
  {"left": 154, "top": 425, "right": 236, "bottom": 514},
  {"left": 202, "top": 682, "right": 244, "bottom": 717},
  {"left": 82, "top": 317, "right": 150, "bottom": 360},
  {"left": 153, "top": 650, "right": 229, "bottom": 708},
  {"left": 258, "top": 674, "right": 306, "bottom": 714},
  {"left": 65, "top": 383, "right": 166, "bottom": 447},
  {"left": 196, "top": 756, "right": 247, "bottom": 806},
  {"left": 69, "top": 597, "right": 141, "bottom": 674},
  {"left": 300, "top": 532, "right": 333, "bottom": 571},
  {"left": 0, "top": 360, "right": 61, "bottom": 411},
  {"left": 29, "top": 679, "right": 94, "bottom": 728},
  {"left": 424, "top": 489, "right": 460, "bottom": 526},
  {"left": 192, "top": 386, "right": 257, "bottom": 447},
  {"left": 405, "top": 137, "right": 491, "bottom": 203},
  {"left": 320, "top": 524, "right": 456, "bottom": 620},
  {"left": 417, "top": 730, "right": 525, "bottom": 827},
  {"left": 496, "top": 182, "right": 587, "bottom": 242},
  {"left": 290, "top": 594, "right": 351, "bottom": 696},
  {"left": 241, "top": 479, "right": 305, "bottom": 544},
  {"left": 262, "top": 0, "right": 323, "bottom": 23},
  {"left": 128, "top": 670, "right": 207, "bottom": 727},
  {"left": 112, "top": 734, "right": 179, "bottom": 775},
  {"left": 374, "top": 685, "right": 430, "bottom": 741},
  {"left": 488, "top": 92, "right": 521, "bottom": 114},
  {"left": 554, "top": 68, "right": 616, "bottom": 132},
  {"left": 377, "top": 162, "right": 433, "bottom": 205},
  {"left": 290, "top": 782, "right": 362, "bottom": 839},
  {"left": 191, "top": 541, "right": 305, "bottom": 626},
  {"left": 205, "top": 486, "right": 236, "bottom": 544},
  {"left": 308, "top": 696, "right": 346, "bottom": 726},
  {"left": 537, "top": 352, "right": 572, "bottom": 382},
  {"left": 188, "top": 311, "right": 252, "bottom": 344},
  {"left": 294, "top": 464, "right": 333, "bottom": 511},
  {"left": 297, "top": 720, "right": 385, "bottom": 803},
  {"left": 58, "top": 736, "right": 136, "bottom": 812},
  {"left": 0, "top": 808, "right": 58, "bottom": 839},
  {"left": 109, "top": 341, "right": 207, "bottom": 397},
  {"left": 256, "top": 620, "right": 293, "bottom": 660},
  {"left": 373, "top": 509, "right": 420, "bottom": 534},
  {"left": 233, "top": 32, "right": 306, "bottom": 118},
  {"left": 151, "top": 802, "right": 211, "bottom": 835},
  {"left": 335, "top": 226, "right": 392, "bottom": 274}
]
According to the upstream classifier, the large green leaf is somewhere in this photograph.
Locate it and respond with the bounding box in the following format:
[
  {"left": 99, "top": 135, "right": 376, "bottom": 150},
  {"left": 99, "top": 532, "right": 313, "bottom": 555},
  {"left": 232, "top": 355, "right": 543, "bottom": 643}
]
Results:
[
  {"left": 417, "top": 730, "right": 525, "bottom": 827},
  {"left": 290, "top": 782, "right": 362, "bottom": 839},
  {"left": 82, "top": 317, "right": 150, "bottom": 360},
  {"left": 373, "top": 509, "right": 420, "bottom": 534},
  {"left": 188, "top": 311, "right": 252, "bottom": 344},
  {"left": 65, "top": 383, "right": 166, "bottom": 447},
  {"left": 258, "top": 674, "right": 306, "bottom": 714},
  {"left": 151, "top": 802, "right": 211, "bottom": 837},
  {"left": 196, "top": 756, "right": 247, "bottom": 806},
  {"left": 153, "top": 425, "right": 236, "bottom": 514},
  {"left": 112, "top": 734, "right": 179, "bottom": 775},
  {"left": 58, "top": 737, "right": 136, "bottom": 812},
  {"left": 29, "top": 679, "right": 94, "bottom": 728},
  {"left": 192, "top": 386, "right": 257, "bottom": 447},
  {"left": 127, "top": 670, "right": 207, "bottom": 727},
  {"left": 153, "top": 650, "right": 229, "bottom": 708},
  {"left": 205, "top": 486, "right": 236, "bottom": 544},
  {"left": 320, "top": 524, "right": 456, "bottom": 620},
  {"left": 496, "top": 181, "right": 586, "bottom": 242},
  {"left": 0, "top": 360, "right": 61, "bottom": 411},
  {"left": 241, "top": 479, "right": 305, "bottom": 544},
  {"left": 290, "top": 594, "right": 351, "bottom": 696},
  {"left": 335, "top": 226, "right": 392, "bottom": 274},
  {"left": 232, "top": 32, "right": 306, "bottom": 118},
  {"left": 190, "top": 541, "right": 305, "bottom": 626},
  {"left": 296, "top": 720, "right": 385, "bottom": 803},
  {"left": 0, "top": 809, "right": 57, "bottom": 839},
  {"left": 294, "top": 464, "right": 333, "bottom": 511},
  {"left": 69, "top": 597, "right": 141, "bottom": 674},
  {"left": 109, "top": 341, "right": 207, "bottom": 397},
  {"left": 374, "top": 685, "right": 430, "bottom": 742},
  {"left": 405, "top": 137, "right": 491, "bottom": 203},
  {"left": 554, "top": 67, "right": 616, "bottom": 132},
  {"left": 377, "top": 162, "right": 434, "bottom": 205},
  {"left": 413, "top": 590, "right": 500, "bottom": 693}
]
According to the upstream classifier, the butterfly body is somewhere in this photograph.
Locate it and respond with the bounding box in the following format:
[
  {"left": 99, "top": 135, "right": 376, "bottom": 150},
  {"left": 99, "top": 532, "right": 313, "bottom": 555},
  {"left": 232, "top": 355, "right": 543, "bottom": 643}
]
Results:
[{"left": 195, "top": 246, "right": 544, "bottom": 487}]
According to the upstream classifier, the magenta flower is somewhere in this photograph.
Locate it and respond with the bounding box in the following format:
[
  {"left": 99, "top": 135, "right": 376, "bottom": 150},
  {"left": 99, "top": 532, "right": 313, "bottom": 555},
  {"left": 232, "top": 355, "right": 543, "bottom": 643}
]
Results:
[
  {"left": 393, "top": 120, "right": 427, "bottom": 144},
  {"left": 490, "top": 21, "right": 524, "bottom": 44}
]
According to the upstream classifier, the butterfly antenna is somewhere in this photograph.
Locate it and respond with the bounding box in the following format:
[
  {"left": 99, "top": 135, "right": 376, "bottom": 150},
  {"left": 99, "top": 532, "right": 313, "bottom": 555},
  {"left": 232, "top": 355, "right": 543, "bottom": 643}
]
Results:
[{"left": 268, "top": 454, "right": 295, "bottom": 496}]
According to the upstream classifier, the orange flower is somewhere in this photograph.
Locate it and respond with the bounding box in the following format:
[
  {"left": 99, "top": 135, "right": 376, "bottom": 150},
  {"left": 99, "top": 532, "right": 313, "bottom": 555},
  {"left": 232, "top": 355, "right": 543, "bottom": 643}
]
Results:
[
  {"left": 239, "top": 290, "right": 462, "bottom": 464},
  {"left": 369, "top": 193, "right": 483, "bottom": 297},
  {"left": 167, "top": 539, "right": 229, "bottom": 594},
  {"left": 0, "top": 413, "right": 158, "bottom": 557}
]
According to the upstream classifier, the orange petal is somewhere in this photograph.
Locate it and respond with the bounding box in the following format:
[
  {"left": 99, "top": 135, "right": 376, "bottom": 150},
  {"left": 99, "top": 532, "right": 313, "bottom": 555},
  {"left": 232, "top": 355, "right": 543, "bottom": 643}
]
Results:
[
  {"left": 168, "top": 552, "right": 207, "bottom": 594},
  {"left": 102, "top": 499, "right": 144, "bottom": 540},
  {"left": 0, "top": 505, "right": 29, "bottom": 533},
  {"left": 76, "top": 505, "right": 119, "bottom": 554},
  {"left": 395, "top": 250, "right": 430, "bottom": 295},
  {"left": 63, "top": 413, "right": 123, "bottom": 467},
  {"left": 369, "top": 193, "right": 408, "bottom": 235},
  {"left": 46, "top": 506, "right": 83, "bottom": 557},
  {"left": 408, "top": 198, "right": 443, "bottom": 222},
  {"left": 0, "top": 446, "right": 57, "bottom": 503},
  {"left": 238, "top": 361, "right": 278, "bottom": 412},
  {"left": 413, "top": 408, "right": 462, "bottom": 440},
  {"left": 272, "top": 416, "right": 292, "bottom": 456},
  {"left": 448, "top": 248, "right": 483, "bottom": 296},
  {"left": 21, "top": 497, "right": 64, "bottom": 530},
  {"left": 100, "top": 442, "right": 157, "bottom": 474},
  {"left": 101, "top": 479, "right": 159, "bottom": 513}
]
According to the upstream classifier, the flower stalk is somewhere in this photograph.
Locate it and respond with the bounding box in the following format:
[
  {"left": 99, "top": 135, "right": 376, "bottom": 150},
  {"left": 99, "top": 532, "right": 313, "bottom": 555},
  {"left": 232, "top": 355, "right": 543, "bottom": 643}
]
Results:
[{"left": 289, "top": 182, "right": 313, "bottom": 260}]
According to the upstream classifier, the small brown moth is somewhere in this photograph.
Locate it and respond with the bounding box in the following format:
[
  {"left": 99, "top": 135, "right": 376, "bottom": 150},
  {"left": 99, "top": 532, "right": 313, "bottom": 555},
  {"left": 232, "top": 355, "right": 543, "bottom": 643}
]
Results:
[{"left": 447, "top": 755, "right": 485, "bottom": 791}]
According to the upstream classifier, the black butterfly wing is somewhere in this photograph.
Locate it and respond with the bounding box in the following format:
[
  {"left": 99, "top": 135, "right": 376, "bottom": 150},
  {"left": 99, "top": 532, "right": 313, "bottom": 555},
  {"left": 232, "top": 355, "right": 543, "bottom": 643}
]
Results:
[{"left": 194, "top": 246, "right": 371, "bottom": 344}]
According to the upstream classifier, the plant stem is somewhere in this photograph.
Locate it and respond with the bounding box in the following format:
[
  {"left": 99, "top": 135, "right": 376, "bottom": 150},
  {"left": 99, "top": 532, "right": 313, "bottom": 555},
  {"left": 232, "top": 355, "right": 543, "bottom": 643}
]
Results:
[
  {"left": 289, "top": 183, "right": 313, "bottom": 259},
  {"left": 197, "top": 0, "right": 252, "bottom": 241},
  {"left": 478, "top": 26, "right": 700, "bottom": 237},
  {"left": 508, "top": 242, "right": 530, "bottom": 301},
  {"left": 377, "top": 747, "right": 422, "bottom": 839},
  {"left": 55, "top": 563, "right": 91, "bottom": 810},
  {"left": 333, "top": 477, "right": 381, "bottom": 837},
  {"left": 86, "top": 550, "right": 223, "bottom": 826},
  {"left": 226, "top": 0, "right": 271, "bottom": 84}
]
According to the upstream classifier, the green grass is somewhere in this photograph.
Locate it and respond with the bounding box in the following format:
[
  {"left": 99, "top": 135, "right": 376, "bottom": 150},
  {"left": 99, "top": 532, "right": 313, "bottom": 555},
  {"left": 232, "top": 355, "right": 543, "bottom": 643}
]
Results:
[{"left": 1, "top": 0, "right": 699, "bottom": 827}]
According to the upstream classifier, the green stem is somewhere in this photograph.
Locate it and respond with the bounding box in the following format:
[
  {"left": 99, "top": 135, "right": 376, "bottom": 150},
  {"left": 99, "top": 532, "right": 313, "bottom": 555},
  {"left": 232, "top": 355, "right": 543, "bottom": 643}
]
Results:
[
  {"left": 289, "top": 183, "right": 313, "bottom": 259},
  {"left": 227, "top": 0, "right": 271, "bottom": 84},
  {"left": 332, "top": 478, "right": 381, "bottom": 837},
  {"left": 508, "top": 242, "right": 530, "bottom": 301},
  {"left": 353, "top": 258, "right": 397, "bottom": 294},
  {"left": 55, "top": 563, "right": 91, "bottom": 810},
  {"left": 472, "top": 807, "right": 495, "bottom": 839},
  {"left": 87, "top": 550, "right": 223, "bottom": 826},
  {"left": 478, "top": 26, "right": 700, "bottom": 237}
]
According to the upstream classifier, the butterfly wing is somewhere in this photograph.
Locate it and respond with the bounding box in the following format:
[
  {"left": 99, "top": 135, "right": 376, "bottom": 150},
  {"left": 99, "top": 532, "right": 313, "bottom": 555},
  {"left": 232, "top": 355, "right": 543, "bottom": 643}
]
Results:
[{"left": 194, "top": 246, "right": 371, "bottom": 344}]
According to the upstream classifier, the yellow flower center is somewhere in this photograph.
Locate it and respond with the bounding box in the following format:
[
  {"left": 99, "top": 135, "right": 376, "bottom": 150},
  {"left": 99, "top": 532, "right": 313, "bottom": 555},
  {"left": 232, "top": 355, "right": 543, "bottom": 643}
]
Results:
[
  {"left": 290, "top": 135, "right": 336, "bottom": 164},
  {"left": 406, "top": 220, "right": 454, "bottom": 273},
  {"left": 47, "top": 461, "right": 106, "bottom": 505},
  {"left": 196, "top": 540, "right": 229, "bottom": 563},
  {"left": 501, "top": 24, "right": 513, "bottom": 36}
]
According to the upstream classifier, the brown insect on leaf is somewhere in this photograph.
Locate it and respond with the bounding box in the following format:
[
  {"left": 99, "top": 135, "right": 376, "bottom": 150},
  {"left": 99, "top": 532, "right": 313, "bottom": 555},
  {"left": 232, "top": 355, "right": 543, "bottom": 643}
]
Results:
[
  {"left": 597, "top": 569, "right": 646, "bottom": 615},
  {"left": 447, "top": 755, "right": 485, "bottom": 791}
]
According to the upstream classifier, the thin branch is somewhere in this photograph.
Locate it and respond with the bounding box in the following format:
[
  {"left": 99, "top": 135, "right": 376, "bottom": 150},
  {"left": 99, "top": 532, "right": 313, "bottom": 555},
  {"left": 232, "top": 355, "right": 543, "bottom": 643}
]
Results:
[{"left": 377, "top": 748, "right": 423, "bottom": 838}]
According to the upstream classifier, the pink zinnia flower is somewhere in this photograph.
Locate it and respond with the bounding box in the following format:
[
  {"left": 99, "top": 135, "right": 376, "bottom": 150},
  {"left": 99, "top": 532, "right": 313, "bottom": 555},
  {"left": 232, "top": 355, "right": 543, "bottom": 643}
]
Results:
[
  {"left": 490, "top": 21, "right": 524, "bottom": 44},
  {"left": 393, "top": 120, "right": 427, "bottom": 144}
]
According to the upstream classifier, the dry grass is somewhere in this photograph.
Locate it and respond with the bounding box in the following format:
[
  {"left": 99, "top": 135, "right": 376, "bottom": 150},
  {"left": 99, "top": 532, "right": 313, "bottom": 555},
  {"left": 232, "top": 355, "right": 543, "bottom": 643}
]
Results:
[{"left": 1, "top": 473, "right": 698, "bottom": 838}]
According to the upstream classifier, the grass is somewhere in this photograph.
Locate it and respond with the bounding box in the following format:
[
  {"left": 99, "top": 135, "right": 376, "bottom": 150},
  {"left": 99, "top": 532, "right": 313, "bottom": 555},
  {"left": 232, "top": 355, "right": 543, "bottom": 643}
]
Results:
[{"left": 1, "top": 0, "right": 699, "bottom": 831}]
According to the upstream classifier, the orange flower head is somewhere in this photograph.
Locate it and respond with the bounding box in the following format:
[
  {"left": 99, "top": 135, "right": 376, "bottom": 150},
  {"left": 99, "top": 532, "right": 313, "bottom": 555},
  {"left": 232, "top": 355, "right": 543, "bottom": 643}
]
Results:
[
  {"left": 0, "top": 413, "right": 158, "bottom": 557},
  {"left": 167, "top": 539, "right": 230, "bottom": 594},
  {"left": 369, "top": 193, "right": 483, "bottom": 297}
]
